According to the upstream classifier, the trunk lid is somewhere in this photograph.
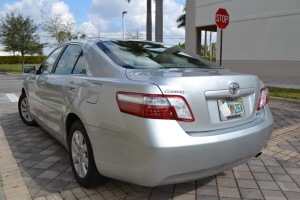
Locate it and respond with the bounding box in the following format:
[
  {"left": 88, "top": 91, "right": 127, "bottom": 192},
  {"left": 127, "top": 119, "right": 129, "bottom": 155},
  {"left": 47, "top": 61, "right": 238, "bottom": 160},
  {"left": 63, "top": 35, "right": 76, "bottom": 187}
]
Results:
[{"left": 126, "top": 68, "right": 261, "bottom": 132}]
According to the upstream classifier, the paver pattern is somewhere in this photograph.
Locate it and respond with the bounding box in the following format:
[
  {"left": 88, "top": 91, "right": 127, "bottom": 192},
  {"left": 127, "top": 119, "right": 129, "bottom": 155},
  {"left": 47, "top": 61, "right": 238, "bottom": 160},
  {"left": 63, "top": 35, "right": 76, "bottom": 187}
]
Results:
[{"left": 1, "top": 95, "right": 300, "bottom": 199}]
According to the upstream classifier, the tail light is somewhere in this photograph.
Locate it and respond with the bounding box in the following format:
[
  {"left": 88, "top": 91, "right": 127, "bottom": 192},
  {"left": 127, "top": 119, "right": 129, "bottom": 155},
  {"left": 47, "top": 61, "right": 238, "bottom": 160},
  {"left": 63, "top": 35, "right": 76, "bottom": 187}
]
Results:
[
  {"left": 257, "top": 87, "right": 269, "bottom": 111},
  {"left": 116, "top": 92, "right": 194, "bottom": 122}
]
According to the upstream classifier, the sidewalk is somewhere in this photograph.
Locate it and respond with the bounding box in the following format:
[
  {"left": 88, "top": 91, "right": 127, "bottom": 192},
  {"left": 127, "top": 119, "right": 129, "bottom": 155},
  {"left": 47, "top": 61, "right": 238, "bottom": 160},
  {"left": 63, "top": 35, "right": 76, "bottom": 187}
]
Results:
[{"left": 1, "top": 102, "right": 300, "bottom": 199}]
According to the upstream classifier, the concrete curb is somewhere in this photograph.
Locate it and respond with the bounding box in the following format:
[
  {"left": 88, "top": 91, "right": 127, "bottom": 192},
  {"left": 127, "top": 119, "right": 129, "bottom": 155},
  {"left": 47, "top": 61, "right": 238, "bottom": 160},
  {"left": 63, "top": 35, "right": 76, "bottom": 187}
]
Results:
[{"left": 269, "top": 96, "right": 300, "bottom": 109}]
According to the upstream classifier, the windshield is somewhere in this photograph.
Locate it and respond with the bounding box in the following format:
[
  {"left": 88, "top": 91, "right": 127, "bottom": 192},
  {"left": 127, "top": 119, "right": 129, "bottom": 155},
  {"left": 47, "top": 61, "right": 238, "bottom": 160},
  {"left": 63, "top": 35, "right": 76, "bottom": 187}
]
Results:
[{"left": 97, "top": 41, "right": 223, "bottom": 69}]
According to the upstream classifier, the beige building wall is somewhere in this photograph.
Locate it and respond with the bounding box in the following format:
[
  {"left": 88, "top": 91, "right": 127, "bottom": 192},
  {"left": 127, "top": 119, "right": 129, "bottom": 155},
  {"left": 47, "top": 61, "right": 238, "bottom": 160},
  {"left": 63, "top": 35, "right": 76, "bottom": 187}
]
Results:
[{"left": 186, "top": 0, "right": 300, "bottom": 84}]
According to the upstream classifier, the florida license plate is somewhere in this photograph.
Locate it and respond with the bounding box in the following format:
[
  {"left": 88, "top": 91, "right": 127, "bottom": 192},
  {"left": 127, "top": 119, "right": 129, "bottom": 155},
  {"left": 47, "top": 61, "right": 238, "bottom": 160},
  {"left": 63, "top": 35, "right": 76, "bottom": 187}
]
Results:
[{"left": 218, "top": 98, "right": 245, "bottom": 121}]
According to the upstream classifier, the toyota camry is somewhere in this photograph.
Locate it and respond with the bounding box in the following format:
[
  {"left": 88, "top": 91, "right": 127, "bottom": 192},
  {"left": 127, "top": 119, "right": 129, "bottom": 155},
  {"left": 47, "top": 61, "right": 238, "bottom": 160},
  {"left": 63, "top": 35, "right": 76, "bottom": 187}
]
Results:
[{"left": 18, "top": 39, "right": 274, "bottom": 188}]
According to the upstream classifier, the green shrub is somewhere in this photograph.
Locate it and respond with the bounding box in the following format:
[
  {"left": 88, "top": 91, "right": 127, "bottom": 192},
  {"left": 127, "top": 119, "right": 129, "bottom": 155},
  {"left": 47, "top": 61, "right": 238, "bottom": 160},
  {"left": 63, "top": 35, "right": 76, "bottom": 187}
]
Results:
[
  {"left": 0, "top": 56, "right": 46, "bottom": 64},
  {"left": 203, "top": 56, "right": 216, "bottom": 62},
  {"left": 177, "top": 42, "right": 185, "bottom": 49}
]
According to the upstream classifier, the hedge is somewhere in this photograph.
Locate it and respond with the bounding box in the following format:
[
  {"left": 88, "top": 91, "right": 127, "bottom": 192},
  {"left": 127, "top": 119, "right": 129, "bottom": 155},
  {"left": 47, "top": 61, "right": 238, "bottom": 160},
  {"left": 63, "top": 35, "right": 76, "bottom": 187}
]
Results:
[
  {"left": 203, "top": 56, "right": 216, "bottom": 62},
  {"left": 0, "top": 56, "right": 46, "bottom": 64}
]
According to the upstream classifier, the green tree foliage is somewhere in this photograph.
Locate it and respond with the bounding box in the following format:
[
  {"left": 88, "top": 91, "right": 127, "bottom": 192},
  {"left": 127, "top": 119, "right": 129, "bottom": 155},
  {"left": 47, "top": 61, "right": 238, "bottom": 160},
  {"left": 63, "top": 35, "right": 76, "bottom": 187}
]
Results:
[
  {"left": 177, "top": 42, "right": 185, "bottom": 49},
  {"left": 41, "top": 12, "right": 85, "bottom": 47},
  {"left": 112, "top": 40, "right": 164, "bottom": 57},
  {"left": 0, "top": 10, "right": 45, "bottom": 68},
  {"left": 177, "top": 5, "right": 186, "bottom": 28}
]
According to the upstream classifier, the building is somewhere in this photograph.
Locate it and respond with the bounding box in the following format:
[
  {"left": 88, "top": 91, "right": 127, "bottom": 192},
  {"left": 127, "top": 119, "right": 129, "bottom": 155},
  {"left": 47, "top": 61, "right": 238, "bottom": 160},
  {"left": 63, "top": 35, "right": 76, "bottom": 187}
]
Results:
[{"left": 186, "top": 0, "right": 300, "bottom": 85}]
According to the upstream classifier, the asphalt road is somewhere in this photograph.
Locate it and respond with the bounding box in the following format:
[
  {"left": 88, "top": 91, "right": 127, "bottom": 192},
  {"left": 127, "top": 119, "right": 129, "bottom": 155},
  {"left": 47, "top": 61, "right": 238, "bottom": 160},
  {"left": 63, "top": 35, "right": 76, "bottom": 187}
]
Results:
[{"left": 0, "top": 74, "right": 31, "bottom": 93}]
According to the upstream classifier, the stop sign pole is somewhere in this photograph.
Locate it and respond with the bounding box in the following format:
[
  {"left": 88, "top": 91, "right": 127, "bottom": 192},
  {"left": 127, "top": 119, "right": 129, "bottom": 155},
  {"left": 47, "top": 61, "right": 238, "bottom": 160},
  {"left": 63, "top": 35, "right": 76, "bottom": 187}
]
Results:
[{"left": 215, "top": 8, "right": 229, "bottom": 66}]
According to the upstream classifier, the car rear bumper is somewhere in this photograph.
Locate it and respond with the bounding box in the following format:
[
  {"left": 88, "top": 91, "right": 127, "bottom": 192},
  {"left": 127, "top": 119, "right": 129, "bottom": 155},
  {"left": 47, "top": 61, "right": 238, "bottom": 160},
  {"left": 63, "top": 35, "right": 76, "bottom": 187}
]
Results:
[{"left": 86, "top": 105, "right": 274, "bottom": 187}]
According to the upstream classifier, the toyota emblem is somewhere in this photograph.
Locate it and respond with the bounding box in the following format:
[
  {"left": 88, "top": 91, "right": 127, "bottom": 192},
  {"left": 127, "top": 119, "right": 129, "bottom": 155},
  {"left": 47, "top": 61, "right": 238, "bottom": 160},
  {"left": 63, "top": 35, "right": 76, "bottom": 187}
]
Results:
[{"left": 229, "top": 82, "right": 240, "bottom": 95}]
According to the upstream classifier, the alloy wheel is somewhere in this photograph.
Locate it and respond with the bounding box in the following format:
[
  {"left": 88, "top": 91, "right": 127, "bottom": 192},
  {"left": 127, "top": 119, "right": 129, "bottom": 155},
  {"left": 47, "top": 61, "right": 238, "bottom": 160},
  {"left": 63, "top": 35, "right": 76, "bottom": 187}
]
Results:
[
  {"left": 71, "top": 130, "right": 89, "bottom": 178},
  {"left": 20, "top": 97, "right": 32, "bottom": 122}
]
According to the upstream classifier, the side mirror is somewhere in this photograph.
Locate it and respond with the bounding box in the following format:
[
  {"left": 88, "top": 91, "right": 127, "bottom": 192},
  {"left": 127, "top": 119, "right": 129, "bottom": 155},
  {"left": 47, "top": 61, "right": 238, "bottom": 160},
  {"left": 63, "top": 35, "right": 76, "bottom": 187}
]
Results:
[{"left": 23, "top": 65, "right": 36, "bottom": 74}]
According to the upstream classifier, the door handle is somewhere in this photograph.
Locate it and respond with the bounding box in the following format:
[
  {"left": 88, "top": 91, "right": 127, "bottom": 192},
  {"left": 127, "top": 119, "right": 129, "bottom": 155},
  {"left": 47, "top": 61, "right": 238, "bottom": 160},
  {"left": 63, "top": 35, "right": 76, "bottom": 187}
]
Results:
[{"left": 67, "top": 84, "right": 76, "bottom": 90}]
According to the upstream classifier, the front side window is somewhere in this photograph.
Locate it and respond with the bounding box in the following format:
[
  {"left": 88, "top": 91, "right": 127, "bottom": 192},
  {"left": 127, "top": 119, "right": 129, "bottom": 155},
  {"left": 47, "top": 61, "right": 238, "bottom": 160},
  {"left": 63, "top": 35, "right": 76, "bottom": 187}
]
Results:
[
  {"left": 97, "top": 41, "right": 223, "bottom": 69},
  {"left": 55, "top": 45, "right": 82, "bottom": 74},
  {"left": 39, "top": 47, "right": 63, "bottom": 74}
]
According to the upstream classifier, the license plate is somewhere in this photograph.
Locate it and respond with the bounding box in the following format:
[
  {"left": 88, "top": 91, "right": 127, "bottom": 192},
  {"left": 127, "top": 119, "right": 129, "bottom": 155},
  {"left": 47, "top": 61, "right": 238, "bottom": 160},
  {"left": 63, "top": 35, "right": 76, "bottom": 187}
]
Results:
[{"left": 218, "top": 98, "right": 245, "bottom": 121}]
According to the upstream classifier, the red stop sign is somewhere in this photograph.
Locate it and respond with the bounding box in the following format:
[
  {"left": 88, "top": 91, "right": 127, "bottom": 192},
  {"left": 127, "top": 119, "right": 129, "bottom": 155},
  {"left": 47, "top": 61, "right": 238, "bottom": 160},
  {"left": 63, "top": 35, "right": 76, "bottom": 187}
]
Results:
[{"left": 215, "top": 8, "right": 229, "bottom": 29}]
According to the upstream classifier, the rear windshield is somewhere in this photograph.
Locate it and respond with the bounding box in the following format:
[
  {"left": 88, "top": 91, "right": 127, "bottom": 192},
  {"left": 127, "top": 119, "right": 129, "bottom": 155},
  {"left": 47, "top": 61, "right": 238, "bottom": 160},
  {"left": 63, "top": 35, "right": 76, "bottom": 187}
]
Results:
[{"left": 97, "top": 41, "right": 223, "bottom": 69}]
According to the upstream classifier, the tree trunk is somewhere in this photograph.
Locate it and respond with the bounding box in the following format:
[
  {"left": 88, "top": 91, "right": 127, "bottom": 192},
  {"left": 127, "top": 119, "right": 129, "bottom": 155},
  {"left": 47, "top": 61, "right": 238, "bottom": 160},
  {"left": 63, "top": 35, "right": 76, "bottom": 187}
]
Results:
[
  {"left": 155, "top": 0, "right": 163, "bottom": 42},
  {"left": 21, "top": 51, "right": 24, "bottom": 71},
  {"left": 146, "top": 0, "right": 152, "bottom": 41}
]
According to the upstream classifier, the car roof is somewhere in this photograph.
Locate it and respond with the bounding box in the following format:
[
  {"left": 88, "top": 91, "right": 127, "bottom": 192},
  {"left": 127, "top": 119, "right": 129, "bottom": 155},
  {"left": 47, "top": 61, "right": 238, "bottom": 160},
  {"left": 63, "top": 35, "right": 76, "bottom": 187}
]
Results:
[{"left": 64, "top": 39, "right": 170, "bottom": 46}]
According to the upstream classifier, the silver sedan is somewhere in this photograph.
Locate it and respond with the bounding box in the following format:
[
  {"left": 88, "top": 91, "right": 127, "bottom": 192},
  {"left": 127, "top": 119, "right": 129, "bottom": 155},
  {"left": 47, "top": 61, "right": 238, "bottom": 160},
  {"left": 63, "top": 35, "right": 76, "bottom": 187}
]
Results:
[{"left": 19, "top": 39, "right": 274, "bottom": 188}]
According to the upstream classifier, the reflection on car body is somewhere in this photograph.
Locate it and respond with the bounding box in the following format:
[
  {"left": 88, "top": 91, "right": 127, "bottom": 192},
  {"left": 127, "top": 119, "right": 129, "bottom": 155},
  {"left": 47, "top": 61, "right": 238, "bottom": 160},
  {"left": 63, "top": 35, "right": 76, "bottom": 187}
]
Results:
[{"left": 19, "top": 39, "right": 274, "bottom": 188}]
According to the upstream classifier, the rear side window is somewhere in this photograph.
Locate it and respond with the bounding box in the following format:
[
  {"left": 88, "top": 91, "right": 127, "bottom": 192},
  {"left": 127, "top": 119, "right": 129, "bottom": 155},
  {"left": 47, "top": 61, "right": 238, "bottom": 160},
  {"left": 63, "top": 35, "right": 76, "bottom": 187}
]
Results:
[
  {"left": 55, "top": 45, "right": 82, "bottom": 74},
  {"left": 73, "top": 53, "right": 86, "bottom": 74},
  {"left": 97, "top": 41, "right": 223, "bottom": 69},
  {"left": 39, "top": 47, "right": 63, "bottom": 74}
]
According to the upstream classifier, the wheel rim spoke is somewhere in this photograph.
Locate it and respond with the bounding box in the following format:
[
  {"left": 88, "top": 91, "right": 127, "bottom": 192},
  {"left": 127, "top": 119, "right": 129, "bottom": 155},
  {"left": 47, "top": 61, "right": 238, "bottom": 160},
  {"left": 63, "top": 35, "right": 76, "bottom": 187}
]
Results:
[
  {"left": 75, "top": 132, "right": 80, "bottom": 146},
  {"left": 72, "top": 142, "right": 79, "bottom": 154},
  {"left": 78, "top": 161, "right": 82, "bottom": 176},
  {"left": 78, "top": 133, "right": 83, "bottom": 147},
  {"left": 82, "top": 155, "right": 89, "bottom": 168},
  {"left": 81, "top": 161, "right": 87, "bottom": 175},
  {"left": 81, "top": 143, "right": 87, "bottom": 153}
]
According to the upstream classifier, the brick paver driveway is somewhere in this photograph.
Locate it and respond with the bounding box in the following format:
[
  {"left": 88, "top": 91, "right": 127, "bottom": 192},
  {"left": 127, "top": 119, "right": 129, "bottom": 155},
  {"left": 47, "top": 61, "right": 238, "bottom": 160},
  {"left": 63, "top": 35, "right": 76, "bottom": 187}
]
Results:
[{"left": 1, "top": 92, "right": 300, "bottom": 199}]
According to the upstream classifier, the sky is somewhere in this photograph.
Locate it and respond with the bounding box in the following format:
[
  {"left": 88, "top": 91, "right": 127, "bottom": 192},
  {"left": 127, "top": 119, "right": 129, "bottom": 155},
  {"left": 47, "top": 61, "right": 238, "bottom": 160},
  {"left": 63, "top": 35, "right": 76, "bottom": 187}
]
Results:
[{"left": 0, "top": 0, "right": 187, "bottom": 53}]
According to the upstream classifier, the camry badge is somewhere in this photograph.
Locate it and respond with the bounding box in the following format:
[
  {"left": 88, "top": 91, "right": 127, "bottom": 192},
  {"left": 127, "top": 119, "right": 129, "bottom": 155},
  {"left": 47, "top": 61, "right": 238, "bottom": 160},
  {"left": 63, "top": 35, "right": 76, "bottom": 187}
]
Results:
[
  {"left": 228, "top": 82, "right": 240, "bottom": 95},
  {"left": 164, "top": 89, "right": 186, "bottom": 94}
]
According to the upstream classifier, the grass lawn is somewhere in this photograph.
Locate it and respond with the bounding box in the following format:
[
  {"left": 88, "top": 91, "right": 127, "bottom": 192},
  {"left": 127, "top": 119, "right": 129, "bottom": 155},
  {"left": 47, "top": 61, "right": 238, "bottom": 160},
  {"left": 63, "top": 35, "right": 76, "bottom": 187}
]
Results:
[
  {"left": 0, "top": 64, "right": 39, "bottom": 73},
  {"left": 267, "top": 86, "right": 300, "bottom": 101}
]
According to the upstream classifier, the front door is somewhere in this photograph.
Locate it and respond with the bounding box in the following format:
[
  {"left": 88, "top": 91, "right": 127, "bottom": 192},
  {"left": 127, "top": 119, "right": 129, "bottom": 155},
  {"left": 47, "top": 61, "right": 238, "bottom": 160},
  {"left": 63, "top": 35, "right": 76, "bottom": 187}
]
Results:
[{"left": 29, "top": 46, "right": 64, "bottom": 122}]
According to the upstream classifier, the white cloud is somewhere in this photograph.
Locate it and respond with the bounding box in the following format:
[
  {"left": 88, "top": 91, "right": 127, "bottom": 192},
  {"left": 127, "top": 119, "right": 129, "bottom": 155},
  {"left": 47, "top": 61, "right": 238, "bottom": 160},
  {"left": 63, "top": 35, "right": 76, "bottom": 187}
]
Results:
[
  {"left": 85, "top": 0, "right": 185, "bottom": 41},
  {"left": 0, "top": 0, "right": 74, "bottom": 25},
  {"left": 79, "top": 21, "right": 99, "bottom": 36}
]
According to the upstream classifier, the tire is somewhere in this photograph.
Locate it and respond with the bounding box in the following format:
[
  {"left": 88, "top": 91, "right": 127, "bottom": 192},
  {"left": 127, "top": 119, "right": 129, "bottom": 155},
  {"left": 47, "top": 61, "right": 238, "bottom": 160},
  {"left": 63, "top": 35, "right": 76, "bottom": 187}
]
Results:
[
  {"left": 18, "top": 93, "right": 37, "bottom": 126},
  {"left": 69, "top": 120, "right": 107, "bottom": 188}
]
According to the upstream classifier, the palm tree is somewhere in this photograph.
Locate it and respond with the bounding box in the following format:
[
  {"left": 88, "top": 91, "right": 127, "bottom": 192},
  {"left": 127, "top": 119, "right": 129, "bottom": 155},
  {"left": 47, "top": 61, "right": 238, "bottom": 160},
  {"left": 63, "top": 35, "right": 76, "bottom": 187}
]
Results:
[
  {"left": 146, "top": 0, "right": 152, "bottom": 41},
  {"left": 155, "top": 0, "right": 163, "bottom": 42},
  {"left": 124, "top": 0, "right": 152, "bottom": 41},
  {"left": 176, "top": 4, "right": 186, "bottom": 28},
  {"left": 112, "top": 40, "right": 164, "bottom": 57}
]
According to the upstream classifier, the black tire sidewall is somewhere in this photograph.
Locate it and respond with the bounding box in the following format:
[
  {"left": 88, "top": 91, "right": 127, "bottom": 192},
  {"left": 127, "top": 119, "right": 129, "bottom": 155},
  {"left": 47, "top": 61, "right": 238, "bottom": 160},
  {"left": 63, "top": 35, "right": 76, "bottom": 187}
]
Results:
[{"left": 68, "top": 120, "right": 103, "bottom": 188}]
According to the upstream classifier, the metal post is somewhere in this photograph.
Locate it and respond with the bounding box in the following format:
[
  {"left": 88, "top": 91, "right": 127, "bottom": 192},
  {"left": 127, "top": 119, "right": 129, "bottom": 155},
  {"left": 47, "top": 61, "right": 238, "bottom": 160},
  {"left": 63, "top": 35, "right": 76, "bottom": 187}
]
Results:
[
  {"left": 210, "top": 31, "right": 212, "bottom": 61},
  {"left": 204, "top": 31, "right": 207, "bottom": 57},
  {"left": 220, "top": 29, "right": 223, "bottom": 66}
]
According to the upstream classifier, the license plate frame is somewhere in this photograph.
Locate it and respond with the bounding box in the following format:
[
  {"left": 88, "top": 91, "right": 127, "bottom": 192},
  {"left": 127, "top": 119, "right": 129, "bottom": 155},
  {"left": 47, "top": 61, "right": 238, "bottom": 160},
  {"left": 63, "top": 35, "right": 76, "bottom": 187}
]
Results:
[{"left": 217, "top": 98, "right": 245, "bottom": 121}]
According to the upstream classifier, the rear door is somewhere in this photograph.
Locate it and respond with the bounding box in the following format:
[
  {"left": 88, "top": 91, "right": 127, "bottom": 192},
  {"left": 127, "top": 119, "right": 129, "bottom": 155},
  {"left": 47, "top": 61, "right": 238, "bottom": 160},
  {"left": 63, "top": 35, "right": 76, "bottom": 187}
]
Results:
[{"left": 42, "top": 44, "right": 85, "bottom": 138}]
